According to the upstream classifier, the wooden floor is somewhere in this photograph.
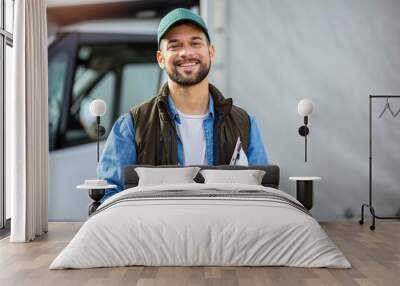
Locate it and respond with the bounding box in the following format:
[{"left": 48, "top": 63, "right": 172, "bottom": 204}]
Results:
[{"left": 0, "top": 222, "right": 399, "bottom": 286}]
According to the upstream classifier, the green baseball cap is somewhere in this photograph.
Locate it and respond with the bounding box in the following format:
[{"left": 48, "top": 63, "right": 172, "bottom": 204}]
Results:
[{"left": 157, "top": 8, "right": 210, "bottom": 48}]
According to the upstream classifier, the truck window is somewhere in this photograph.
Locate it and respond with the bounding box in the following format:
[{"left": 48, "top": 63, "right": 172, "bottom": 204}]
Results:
[
  {"left": 54, "top": 42, "right": 158, "bottom": 149},
  {"left": 64, "top": 45, "right": 116, "bottom": 146},
  {"left": 120, "top": 63, "right": 159, "bottom": 114},
  {"left": 67, "top": 71, "right": 116, "bottom": 143}
]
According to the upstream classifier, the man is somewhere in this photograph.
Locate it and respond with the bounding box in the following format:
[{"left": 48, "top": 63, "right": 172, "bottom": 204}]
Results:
[{"left": 97, "top": 8, "right": 268, "bottom": 200}]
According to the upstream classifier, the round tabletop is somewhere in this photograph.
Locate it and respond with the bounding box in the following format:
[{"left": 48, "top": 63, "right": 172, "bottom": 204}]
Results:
[
  {"left": 289, "top": 176, "right": 321, "bottom": 181},
  {"left": 77, "top": 184, "right": 117, "bottom": 190}
]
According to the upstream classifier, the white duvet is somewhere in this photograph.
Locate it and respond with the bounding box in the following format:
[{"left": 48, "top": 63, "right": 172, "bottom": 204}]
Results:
[{"left": 50, "top": 183, "right": 351, "bottom": 269}]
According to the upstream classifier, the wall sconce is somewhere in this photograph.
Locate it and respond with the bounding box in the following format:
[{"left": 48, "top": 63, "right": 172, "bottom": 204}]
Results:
[
  {"left": 89, "top": 99, "right": 107, "bottom": 163},
  {"left": 297, "top": 99, "right": 314, "bottom": 162}
]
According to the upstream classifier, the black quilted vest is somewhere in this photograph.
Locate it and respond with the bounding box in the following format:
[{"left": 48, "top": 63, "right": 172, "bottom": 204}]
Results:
[{"left": 130, "top": 83, "right": 250, "bottom": 165}]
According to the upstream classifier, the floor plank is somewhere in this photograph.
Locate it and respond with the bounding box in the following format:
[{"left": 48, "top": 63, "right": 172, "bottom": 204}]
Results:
[{"left": 0, "top": 222, "right": 399, "bottom": 286}]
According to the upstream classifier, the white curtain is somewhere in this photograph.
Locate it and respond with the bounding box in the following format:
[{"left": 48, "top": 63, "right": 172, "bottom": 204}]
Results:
[{"left": 9, "top": 0, "right": 49, "bottom": 242}]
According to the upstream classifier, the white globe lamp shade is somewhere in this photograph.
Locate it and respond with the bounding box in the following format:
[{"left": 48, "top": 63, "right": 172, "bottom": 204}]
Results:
[
  {"left": 89, "top": 99, "right": 107, "bottom": 117},
  {"left": 297, "top": 99, "right": 314, "bottom": 116}
]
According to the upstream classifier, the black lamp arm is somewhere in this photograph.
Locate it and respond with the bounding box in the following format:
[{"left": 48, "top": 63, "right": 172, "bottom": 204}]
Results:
[
  {"left": 96, "top": 116, "right": 100, "bottom": 163},
  {"left": 304, "top": 115, "right": 308, "bottom": 125},
  {"left": 298, "top": 116, "right": 310, "bottom": 162},
  {"left": 96, "top": 116, "right": 106, "bottom": 163}
]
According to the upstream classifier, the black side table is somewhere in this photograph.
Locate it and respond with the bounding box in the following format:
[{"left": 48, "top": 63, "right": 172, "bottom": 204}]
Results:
[
  {"left": 77, "top": 182, "right": 116, "bottom": 215},
  {"left": 289, "top": 177, "right": 321, "bottom": 210}
]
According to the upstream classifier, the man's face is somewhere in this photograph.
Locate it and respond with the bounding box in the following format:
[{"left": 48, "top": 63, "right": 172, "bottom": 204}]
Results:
[{"left": 156, "top": 23, "right": 215, "bottom": 86}]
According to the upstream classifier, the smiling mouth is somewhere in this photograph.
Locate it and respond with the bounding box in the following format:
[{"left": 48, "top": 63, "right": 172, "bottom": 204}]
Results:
[{"left": 176, "top": 61, "right": 200, "bottom": 68}]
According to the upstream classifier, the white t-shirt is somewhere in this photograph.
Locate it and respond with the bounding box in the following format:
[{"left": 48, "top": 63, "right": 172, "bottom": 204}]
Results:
[{"left": 176, "top": 110, "right": 208, "bottom": 165}]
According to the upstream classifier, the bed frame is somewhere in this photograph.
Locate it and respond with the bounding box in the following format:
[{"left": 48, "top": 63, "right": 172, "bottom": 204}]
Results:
[{"left": 123, "top": 165, "right": 280, "bottom": 189}]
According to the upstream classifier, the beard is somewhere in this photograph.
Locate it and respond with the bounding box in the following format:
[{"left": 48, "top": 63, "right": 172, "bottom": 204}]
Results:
[{"left": 166, "top": 57, "right": 211, "bottom": 86}]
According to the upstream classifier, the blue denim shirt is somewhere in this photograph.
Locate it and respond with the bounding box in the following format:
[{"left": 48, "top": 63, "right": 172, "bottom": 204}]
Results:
[{"left": 97, "top": 94, "right": 269, "bottom": 201}]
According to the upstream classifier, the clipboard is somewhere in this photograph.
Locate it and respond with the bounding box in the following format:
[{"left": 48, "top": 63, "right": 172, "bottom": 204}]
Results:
[{"left": 229, "top": 137, "right": 242, "bottom": 165}]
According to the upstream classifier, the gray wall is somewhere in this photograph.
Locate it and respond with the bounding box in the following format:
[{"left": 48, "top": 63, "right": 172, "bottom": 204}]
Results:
[{"left": 203, "top": 0, "right": 400, "bottom": 220}]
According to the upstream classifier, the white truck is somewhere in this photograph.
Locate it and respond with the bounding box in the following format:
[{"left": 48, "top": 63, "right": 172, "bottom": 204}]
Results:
[{"left": 47, "top": 0, "right": 201, "bottom": 220}]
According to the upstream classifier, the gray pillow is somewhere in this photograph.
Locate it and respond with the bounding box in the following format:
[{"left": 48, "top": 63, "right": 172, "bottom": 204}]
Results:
[
  {"left": 135, "top": 167, "right": 201, "bottom": 186},
  {"left": 200, "top": 169, "right": 266, "bottom": 185}
]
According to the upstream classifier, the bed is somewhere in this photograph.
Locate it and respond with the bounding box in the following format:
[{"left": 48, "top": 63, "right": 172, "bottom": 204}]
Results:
[{"left": 50, "top": 165, "right": 351, "bottom": 269}]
